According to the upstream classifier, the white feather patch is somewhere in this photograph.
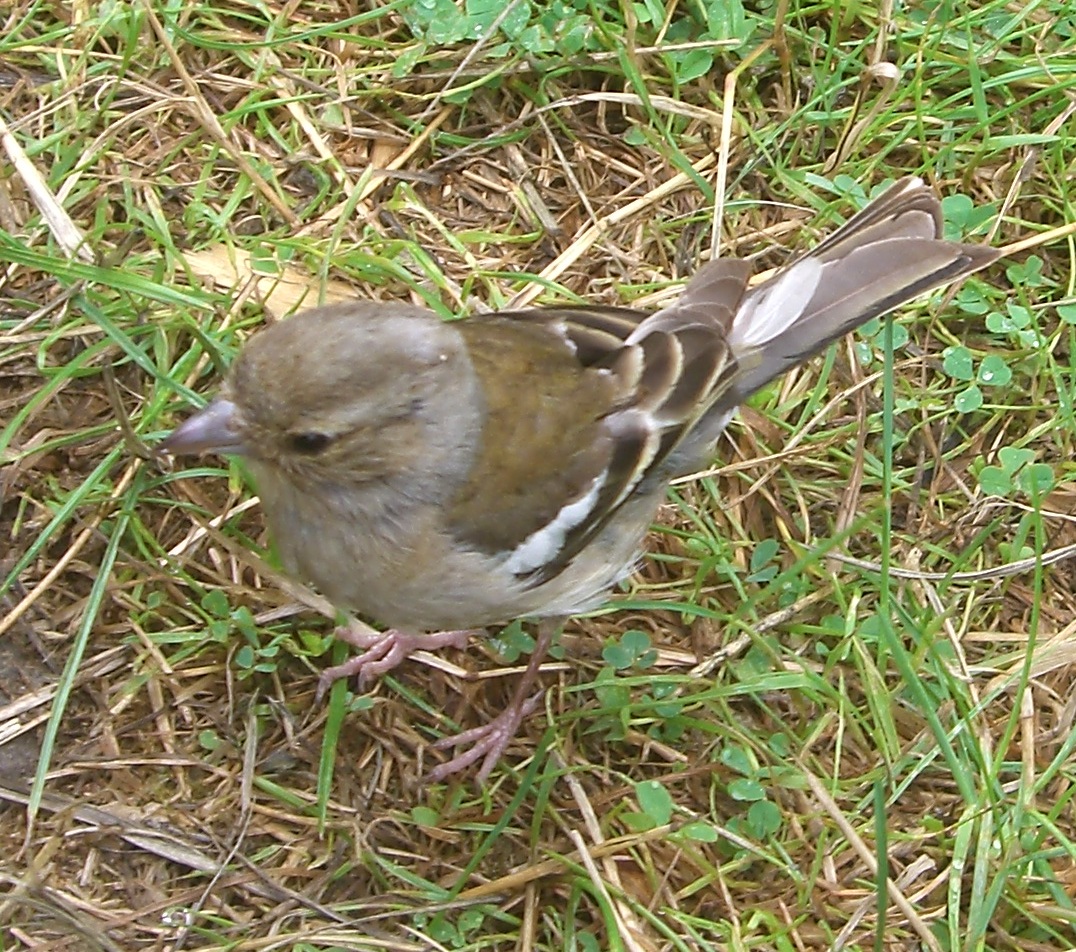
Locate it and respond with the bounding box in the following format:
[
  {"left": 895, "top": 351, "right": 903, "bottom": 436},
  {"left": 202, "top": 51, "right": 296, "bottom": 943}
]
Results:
[
  {"left": 504, "top": 474, "right": 605, "bottom": 576},
  {"left": 732, "top": 257, "right": 824, "bottom": 349}
]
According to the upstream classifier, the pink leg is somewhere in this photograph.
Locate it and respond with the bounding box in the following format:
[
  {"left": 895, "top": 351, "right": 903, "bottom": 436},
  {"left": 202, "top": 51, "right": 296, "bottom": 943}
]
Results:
[
  {"left": 316, "top": 626, "right": 474, "bottom": 701},
  {"left": 426, "top": 622, "right": 557, "bottom": 783}
]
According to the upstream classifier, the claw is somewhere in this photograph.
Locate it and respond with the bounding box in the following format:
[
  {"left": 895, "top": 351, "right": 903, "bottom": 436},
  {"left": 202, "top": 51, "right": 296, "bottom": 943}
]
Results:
[
  {"left": 315, "top": 626, "right": 474, "bottom": 701},
  {"left": 426, "top": 691, "right": 545, "bottom": 783},
  {"left": 424, "top": 621, "right": 558, "bottom": 783}
]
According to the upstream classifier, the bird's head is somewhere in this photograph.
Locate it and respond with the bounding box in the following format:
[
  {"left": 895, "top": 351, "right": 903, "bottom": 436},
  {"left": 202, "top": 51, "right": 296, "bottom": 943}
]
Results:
[{"left": 161, "top": 304, "right": 472, "bottom": 488}]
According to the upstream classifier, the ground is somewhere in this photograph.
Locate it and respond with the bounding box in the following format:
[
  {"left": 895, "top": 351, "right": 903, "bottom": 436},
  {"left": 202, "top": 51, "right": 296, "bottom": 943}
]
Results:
[{"left": 2, "top": 1, "right": 1076, "bottom": 949}]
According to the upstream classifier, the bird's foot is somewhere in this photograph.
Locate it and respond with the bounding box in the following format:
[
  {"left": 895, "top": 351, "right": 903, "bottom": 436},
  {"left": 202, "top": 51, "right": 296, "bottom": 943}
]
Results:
[
  {"left": 426, "top": 690, "right": 545, "bottom": 784},
  {"left": 316, "top": 626, "right": 474, "bottom": 701},
  {"left": 425, "top": 620, "right": 558, "bottom": 783}
]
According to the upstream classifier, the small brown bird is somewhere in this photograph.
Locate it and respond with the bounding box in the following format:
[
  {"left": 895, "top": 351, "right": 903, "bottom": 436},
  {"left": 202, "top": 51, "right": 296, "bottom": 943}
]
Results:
[{"left": 163, "top": 178, "right": 998, "bottom": 782}]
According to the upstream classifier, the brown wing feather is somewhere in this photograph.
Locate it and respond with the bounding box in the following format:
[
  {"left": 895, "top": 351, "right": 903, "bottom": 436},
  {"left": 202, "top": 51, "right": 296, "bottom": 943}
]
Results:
[
  {"left": 454, "top": 270, "right": 745, "bottom": 584},
  {"left": 445, "top": 316, "right": 623, "bottom": 559},
  {"left": 444, "top": 291, "right": 744, "bottom": 585}
]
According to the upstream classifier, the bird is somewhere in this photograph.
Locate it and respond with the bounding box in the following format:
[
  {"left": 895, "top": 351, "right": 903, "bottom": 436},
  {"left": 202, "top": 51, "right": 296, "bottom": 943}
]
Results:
[{"left": 161, "top": 177, "right": 999, "bottom": 783}]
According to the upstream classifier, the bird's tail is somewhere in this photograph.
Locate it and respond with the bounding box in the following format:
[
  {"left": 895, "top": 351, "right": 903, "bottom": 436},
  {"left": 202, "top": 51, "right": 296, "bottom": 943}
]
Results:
[
  {"left": 652, "top": 176, "right": 1001, "bottom": 468},
  {"left": 717, "top": 177, "right": 1000, "bottom": 405}
]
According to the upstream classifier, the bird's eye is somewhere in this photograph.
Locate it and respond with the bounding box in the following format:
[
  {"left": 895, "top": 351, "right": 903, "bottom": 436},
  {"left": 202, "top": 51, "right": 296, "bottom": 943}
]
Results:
[{"left": 287, "top": 432, "right": 333, "bottom": 454}]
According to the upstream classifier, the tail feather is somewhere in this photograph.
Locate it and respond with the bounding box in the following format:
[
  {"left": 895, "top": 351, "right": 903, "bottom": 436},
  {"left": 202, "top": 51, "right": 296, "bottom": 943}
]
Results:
[
  {"left": 807, "top": 176, "right": 941, "bottom": 258},
  {"left": 725, "top": 236, "right": 998, "bottom": 405},
  {"left": 665, "top": 177, "right": 1000, "bottom": 468},
  {"left": 720, "top": 177, "right": 1000, "bottom": 405}
]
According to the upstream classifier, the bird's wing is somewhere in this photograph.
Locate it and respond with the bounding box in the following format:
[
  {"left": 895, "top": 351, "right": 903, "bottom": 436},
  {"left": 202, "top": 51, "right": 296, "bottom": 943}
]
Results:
[{"left": 446, "top": 280, "right": 749, "bottom": 585}]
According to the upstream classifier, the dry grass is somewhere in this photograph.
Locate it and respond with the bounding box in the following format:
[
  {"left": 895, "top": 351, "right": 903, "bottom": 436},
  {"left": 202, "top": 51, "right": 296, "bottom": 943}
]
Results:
[{"left": 2, "top": 1, "right": 1076, "bottom": 949}]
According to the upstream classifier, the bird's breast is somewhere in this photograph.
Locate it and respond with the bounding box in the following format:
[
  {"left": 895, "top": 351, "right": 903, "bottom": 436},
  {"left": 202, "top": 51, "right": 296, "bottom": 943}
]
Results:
[{"left": 249, "top": 462, "right": 658, "bottom": 633}]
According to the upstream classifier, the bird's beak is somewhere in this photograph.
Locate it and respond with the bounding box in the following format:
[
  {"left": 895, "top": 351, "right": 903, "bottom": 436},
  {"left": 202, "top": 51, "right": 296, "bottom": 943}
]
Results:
[{"left": 160, "top": 397, "right": 248, "bottom": 456}]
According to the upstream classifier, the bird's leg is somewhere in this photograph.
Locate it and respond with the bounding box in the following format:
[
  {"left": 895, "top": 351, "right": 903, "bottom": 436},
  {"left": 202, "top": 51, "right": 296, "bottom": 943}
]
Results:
[
  {"left": 316, "top": 625, "right": 475, "bottom": 701},
  {"left": 426, "top": 620, "right": 558, "bottom": 783}
]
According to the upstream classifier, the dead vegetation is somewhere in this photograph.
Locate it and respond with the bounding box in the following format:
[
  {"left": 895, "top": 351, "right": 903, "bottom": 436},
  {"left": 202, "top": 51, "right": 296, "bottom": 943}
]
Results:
[{"left": 2, "top": 1, "right": 1076, "bottom": 949}]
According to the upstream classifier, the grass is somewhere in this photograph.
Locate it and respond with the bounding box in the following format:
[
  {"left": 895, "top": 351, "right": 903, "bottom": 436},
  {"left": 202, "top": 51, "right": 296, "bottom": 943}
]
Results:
[{"left": 2, "top": 0, "right": 1076, "bottom": 948}]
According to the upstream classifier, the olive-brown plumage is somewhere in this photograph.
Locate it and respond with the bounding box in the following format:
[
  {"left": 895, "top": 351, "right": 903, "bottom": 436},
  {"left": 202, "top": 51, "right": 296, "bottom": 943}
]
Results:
[{"left": 163, "top": 178, "right": 999, "bottom": 782}]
